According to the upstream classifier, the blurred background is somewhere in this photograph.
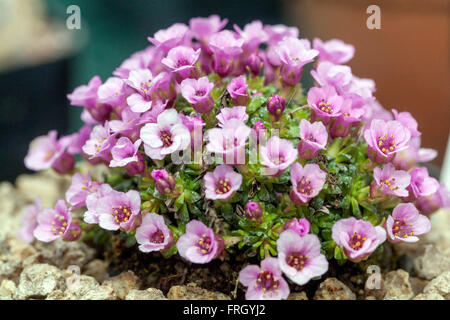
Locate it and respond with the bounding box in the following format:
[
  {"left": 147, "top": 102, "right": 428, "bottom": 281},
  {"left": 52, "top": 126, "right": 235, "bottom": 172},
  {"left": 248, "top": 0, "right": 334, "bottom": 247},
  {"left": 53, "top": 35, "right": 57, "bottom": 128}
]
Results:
[{"left": 0, "top": 0, "right": 448, "bottom": 182}]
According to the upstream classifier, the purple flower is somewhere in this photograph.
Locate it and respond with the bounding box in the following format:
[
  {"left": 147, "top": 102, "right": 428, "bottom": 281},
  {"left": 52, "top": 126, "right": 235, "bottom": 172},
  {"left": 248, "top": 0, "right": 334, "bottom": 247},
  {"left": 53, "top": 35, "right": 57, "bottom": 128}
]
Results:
[
  {"left": 372, "top": 164, "right": 411, "bottom": 198},
  {"left": 62, "top": 124, "right": 92, "bottom": 155},
  {"left": 65, "top": 172, "right": 100, "bottom": 208},
  {"left": 277, "top": 231, "right": 328, "bottom": 285},
  {"left": 180, "top": 76, "right": 214, "bottom": 113},
  {"left": 275, "top": 37, "right": 318, "bottom": 86},
  {"left": 96, "top": 189, "right": 141, "bottom": 231},
  {"left": 244, "top": 201, "right": 263, "bottom": 220},
  {"left": 260, "top": 136, "right": 297, "bottom": 176},
  {"left": 416, "top": 184, "right": 450, "bottom": 215},
  {"left": 208, "top": 30, "right": 244, "bottom": 76},
  {"left": 113, "top": 46, "right": 164, "bottom": 79},
  {"left": 264, "top": 24, "right": 299, "bottom": 46},
  {"left": 311, "top": 61, "right": 353, "bottom": 94},
  {"left": 227, "top": 76, "right": 249, "bottom": 105},
  {"left": 406, "top": 167, "right": 440, "bottom": 200},
  {"left": 82, "top": 122, "right": 116, "bottom": 161},
  {"left": 161, "top": 46, "right": 200, "bottom": 83},
  {"left": 204, "top": 164, "right": 242, "bottom": 200},
  {"left": 392, "top": 109, "right": 421, "bottom": 138},
  {"left": 33, "top": 200, "right": 73, "bottom": 242},
  {"left": 385, "top": 203, "right": 431, "bottom": 243},
  {"left": 307, "top": 85, "right": 344, "bottom": 124},
  {"left": 109, "top": 107, "right": 141, "bottom": 136},
  {"left": 246, "top": 53, "right": 263, "bottom": 76},
  {"left": 266, "top": 94, "right": 285, "bottom": 121},
  {"left": 84, "top": 183, "right": 115, "bottom": 224},
  {"left": 67, "top": 75, "right": 102, "bottom": 109},
  {"left": 147, "top": 23, "right": 190, "bottom": 53},
  {"left": 283, "top": 218, "right": 310, "bottom": 236},
  {"left": 331, "top": 217, "right": 386, "bottom": 263},
  {"left": 179, "top": 114, "right": 205, "bottom": 148},
  {"left": 251, "top": 120, "right": 267, "bottom": 145},
  {"left": 138, "top": 99, "right": 167, "bottom": 125},
  {"left": 363, "top": 119, "right": 411, "bottom": 164},
  {"left": 110, "top": 137, "right": 141, "bottom": 167},
  {"left": 217, "top": 106, "right": 249, "bottom": 127},
  {"left": 313, "top": 38, "right": 355, "bottom": 64},
  {"left": 206, "top": 119, "right": 251, "bottom": 164},
  {"left": 125, "top": 68, "right": 155, "bottom": 113},
  {"left": 140, "top": 109, "right": 191, "bottom": 160},
  {"left": 393, "top": 137, "right": 438, "bottom": 171},
  {"left": 239, "top": 257, "right": 290, "bottom": 300},
  {"left": 176, "top": 220, "right": 224, "bottom": 264},
  {"left": 297, "top": 119, "right": 328, "bottom": 160},
  {"left": 18, "top": 198, "right": 41, "bottom": 243},
  {"left": 329, "top": 98, "right": 364, "bottom": 138},
  {"left": 97, "top": 77, "right": 128, "bottom": 107},
  {"left": 135, "top": 213, "right": 173, "bottom": 252},
  {"left": 24, "top": 130, "right": 64, "bottom": 171},
  {"left": 151, "top": 169, "right": 176, "bottom": 195},
  {"left": 233, "top": 20, "right": 268, "bottom": 53},
  {"left": 289, "top": 163, "right": 326, "bottom": 205},
  {"left": 189, "top": 15, "right": 228, "bottom": 43}
]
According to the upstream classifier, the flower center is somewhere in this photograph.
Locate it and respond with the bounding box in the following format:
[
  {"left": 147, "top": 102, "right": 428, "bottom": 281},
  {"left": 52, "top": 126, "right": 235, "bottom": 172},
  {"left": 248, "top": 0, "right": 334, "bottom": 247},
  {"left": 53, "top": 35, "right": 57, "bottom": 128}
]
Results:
[
  {"left": 379, "top": 177, "right": 399, "bottom": 191},
  {"left": 270, "top": 153, "right": 285, "bottom": 165},
  {"left": 111, "top": 205, "right": 132, "bottom": 224},
  {"left": 160, "top": 130, "right": 173, "bottom": 147},
  {"left": 255, "top": 270, "right": 280, "bottom": 297},
  {"left": 318, "top": 100, "right": 335, "bottom": 114},
  {"left": 393, "top": 217, "right": 414, "bottom": 239},
  {"left": 350, "top": 231, "right": 366, "bottom": 250},
  {"left": 150, "top": 230, "right": 165, "bottom": 243},
  {"left": 287, "top": 252, "right": 309, "bottom": 271},
  {"left": 176, "top": 58, "right": 190, "bottom": 68},
  {"left": 195, "top": 89, "right": 206, "bottom": 97},
  {"left": 51, "top": 214, "right": 68, "bottom": 235},
  {"left": 296, "top": 177, "right": 313, "bottom": 195},
  {"left": 377, "top": 135, "right": 397, "bottom": 154},
  {"left": 197, "top": 233, "right": 212, "bottom": 254},
  {"left": 140, "top": 80, "right": 152, "bottom": 93},
  {"left": 215, "top": 178, "right": 231, "bottom": 194}
]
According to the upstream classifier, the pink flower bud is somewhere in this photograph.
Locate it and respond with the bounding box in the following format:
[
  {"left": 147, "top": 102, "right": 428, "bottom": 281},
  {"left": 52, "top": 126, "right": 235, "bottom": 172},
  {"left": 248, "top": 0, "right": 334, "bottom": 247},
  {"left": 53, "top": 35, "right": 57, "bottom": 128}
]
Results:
[
  {"left": 151, "top": 169, "right": 176, "bottom": 195},
  {"left": 267, "top": 94, "right": 285, "bottom": 121},
  {"left": 283, "top": 218, "right": 310, "bottom": 236},
  {"left": 246, "top": 53, "right": 263, "bottom": 76},
  {"left": 244, "top": 201, "right": 263, "bottom": 220}
]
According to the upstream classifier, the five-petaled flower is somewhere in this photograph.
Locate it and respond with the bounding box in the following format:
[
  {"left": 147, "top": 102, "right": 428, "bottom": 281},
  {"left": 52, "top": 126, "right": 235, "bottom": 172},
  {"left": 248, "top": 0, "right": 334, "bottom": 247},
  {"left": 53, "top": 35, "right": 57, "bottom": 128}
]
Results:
[
  {"left": 135, "top": 213, "right": 173, "bottom": 252},
  {"left": 385, "top": 203, "right": 431, "bottom": 243},
  {"left": 289, "top": 163, "right": 327, "bottom": 205},
  {"left": 204, "top": 164, "right": 242, "bottom": 200}
]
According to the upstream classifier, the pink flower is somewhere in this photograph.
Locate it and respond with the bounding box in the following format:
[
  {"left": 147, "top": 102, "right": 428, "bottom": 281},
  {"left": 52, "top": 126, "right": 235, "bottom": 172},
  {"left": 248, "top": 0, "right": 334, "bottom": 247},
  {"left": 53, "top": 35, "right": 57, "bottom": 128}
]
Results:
[
  {"left": 62, "top": 124, "right": 92, "bottom": 155},
  {"left": 372, "top": 164, "right": 411, "bottom": 198},
  {"left": 138, "top": 99, "right": 167, "bottom": 125},
  {"left": 18, "top": 198, "right": 41, "bottom": 243},
  {"left": 331, "top": 217, "right": 386, "bottom": 263},
  {"left": 110, "top": 137, "right": 141, "bottom": 167},
  {"left": 125, "top": 68, "right": 155, "bottom": 113},
  {"left": 260, "top": 136, "right": 297, "bottom": 176},
  {"left": 289, "top": 163, "right": 326, "bottom": 205},
  {"left": 275, "top": 37, "right": 318, "bottom": 86},
  {"left": 206, "top": 119, "right": 251, "bottom": 164},
  {"left": 385, "top": 203, "right": 431, "bottom": 243},
  {"left": 33, "top": 200, "right": 73, "bottom": 242},
  {"left": 65, "top": 172, "right": 100, "bottom": 208},
  {"left": 246, "top": 52, "right": 263, "bottom": 76},
  {"left": 264, "top": 24, "right": 299, "bottom": 46},
  {"left": 329, "top": 98, "right": 364, "bottom": 138},
  {"left": 204, "top": 164, "right": 242, "bottom": 200},
  {"left": 416, "top": 184, "right": 450, "bottom": 215},
  {"left": 135, "top": 213, "right": 173, "bottom": 252},
  {"left": 109, "top": 107, "right": 141, "bottom": 136},
  {"left": 97, "top": 77, "right": 128, "bottom": 107},
  {"left": 239, "top": 257, "right": 290, "bottom": 300},
  {"left": 283, "top": 218, "right": 310, "bottom": 236},
  {"left": 147, "top": 23, "right": 190, "bottom": 53},
  {"left": 311, "top": 61, "right": 353, "bottom": 94},
  {"left": 84, "top": 183, "right": 115, "bottom": 224},
  {"left": 82, "top": 122, "right": 116, "bottom": 161},
  {"left": 180, "top": 76, "right": 214, "bottom": 113},
  {"left": 244, "top": 201, "right": 263, "bottom": 220},
  {"left": 226, "top": 76, "right": 249, "bottom": 105},
  {"left": 393, "top": 137, "right": 438, "bottom": 171},
  {"left": 67, "top": 75, "right": 102, "bottom": 109},
  {"left": 176, "top": 220, "right": 224, "bottom": 264},
  {"left": 233, "top": 20, "right": 268, "bottom": 53},
  {"left": 113, "top": 46, "right": 164, "bottom": 79},
  {"left": 277, "top": 231, "right": 328, "bottom": 285},
  {"left": 406, "top": 167, "right": 440, "bottom": 200},
  {"left": 96, "top": 189, "right": 141, "bottom": 231},
  {"left": 266, "top": 94, "right": 285, "bottom": 121},
  {"left": 189, "top": 15, "right": 228, "bottom": 43},
  {"left": 179, "top": 114, "right": 205, "bottom": 148},
  {"left": 24, "top": 130, "right": 65, "bottom": 171},
  {"left": 363, "top": 119, "right": 411, "bottom": 164},
  {"left": 151, "top": 169, "right": 176, "bottom": 195},
  {"left": 161, "top": 46, "right": 200, "bottom": 83},
  {"left": 392, "top": 109, "right": 421, "bottom": 138},
  {"left": 298, "top": 119, "right": 328, "bottom": 160},
  {"left": 140, "top": 109, "right": 191, "bottom": 160},
  {"left": 307, "top": 85, "right": 344, "bottom": 124},
  {"left": 208, "top": 30, "right": 244, "bottom": 76},
  {"left": 251, "top": 120, "right": 267, "bottom": 145},
  {"left": 313, "top": 38, "right": 355, "bottom": 64},
  {"left": 217, "top": 106, "right": 249, "bottom": 127}
]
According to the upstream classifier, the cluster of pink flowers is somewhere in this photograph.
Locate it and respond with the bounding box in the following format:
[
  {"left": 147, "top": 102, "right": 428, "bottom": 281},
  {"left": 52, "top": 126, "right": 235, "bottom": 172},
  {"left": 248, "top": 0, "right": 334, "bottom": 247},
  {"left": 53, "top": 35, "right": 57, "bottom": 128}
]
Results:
[{"left": 20, "top": 16, "right": 450, "bottom": 300}]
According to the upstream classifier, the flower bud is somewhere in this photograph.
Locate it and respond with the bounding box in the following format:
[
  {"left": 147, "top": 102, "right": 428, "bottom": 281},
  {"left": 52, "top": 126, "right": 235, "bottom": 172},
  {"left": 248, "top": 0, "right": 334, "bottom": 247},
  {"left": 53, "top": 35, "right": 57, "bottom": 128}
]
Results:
[
  {"left": 244, "top": 201, "right": 263, "bottom": 220},
  {"left": 151, "top": 169, "right": 176, "bottom": 195},
  {"left": 251, "top": 120, "right": 267, "bottom": 145},
  {"left": 267, "top": 94, "right": 285, "bottom": 121},
  {"left": 283, "top": 218, "right": 310, "bottom": 236},
  {"left": 246, "top": 53, "right": 263, "bottom": 76}
]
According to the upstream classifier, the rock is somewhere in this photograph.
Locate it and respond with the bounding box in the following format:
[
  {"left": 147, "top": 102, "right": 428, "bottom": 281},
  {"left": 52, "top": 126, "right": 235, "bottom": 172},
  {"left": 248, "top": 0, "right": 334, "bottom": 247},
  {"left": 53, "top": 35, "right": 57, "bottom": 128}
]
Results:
[
  {"left": 414, "top": 245, "right": 450, "bottom": 280},
  {"left": 0, "top": 236, "right": 37, "bottom": 282},
  {"left": 383, "top": 270, "right": 414, "bottom": 300},
  {"left": 125, "top": 288, "right": 167, "bottom": 300},
  {"left": 0, "top": 182, "right": 24, "bottom": 237},
  {"left": 83, "top": 259, "right": 109, "bottom": 283},
  {"left": 46, "top": 275, "right": 116, "bottom": 300},
  {"left": 103, "top": 271, "right": 140, "bottom": 300},
  {"left": 0, "top": 280, "right": 16, "bottom": 300},
  {"left": 313, "top": 278, "right": 356, "bottom": 300},
  {"left": 413, "top": 292, "right": 445, "bottom": 300},
  {"left": 423, "top": 271, "right": 450, "bottom": 299},
  {"left": 287, "top": 291, "right": 308, "bottom": 300},
  {"left": 409, "top": 277, "right": 429, "bottom": 296},
  {"left": 167, "top": 283, "right": 231, "bottom": 300},
  {"left": 364, "top": 276, "right": 386, "bottom": 300},
  {"left": 424, "top": 209, "right": 450, "bottom": 257},
  {"left": 14, "top": 264, "right": 66, "bottom": 299}
]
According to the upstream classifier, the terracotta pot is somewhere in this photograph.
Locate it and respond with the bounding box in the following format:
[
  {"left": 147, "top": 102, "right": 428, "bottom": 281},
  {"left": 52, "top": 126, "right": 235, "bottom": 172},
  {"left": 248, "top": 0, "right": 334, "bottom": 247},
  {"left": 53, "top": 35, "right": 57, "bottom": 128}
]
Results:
[{"left": 283, "top": 0, "right": 450, "bottom": 166}]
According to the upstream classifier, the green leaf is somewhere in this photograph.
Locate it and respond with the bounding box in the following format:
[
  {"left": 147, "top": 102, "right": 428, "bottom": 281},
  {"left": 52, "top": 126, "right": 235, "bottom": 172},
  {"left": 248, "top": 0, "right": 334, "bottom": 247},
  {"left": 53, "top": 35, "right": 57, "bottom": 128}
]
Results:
[{"left": 247, "top": 95, "right": 266, "bottom": 114}]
